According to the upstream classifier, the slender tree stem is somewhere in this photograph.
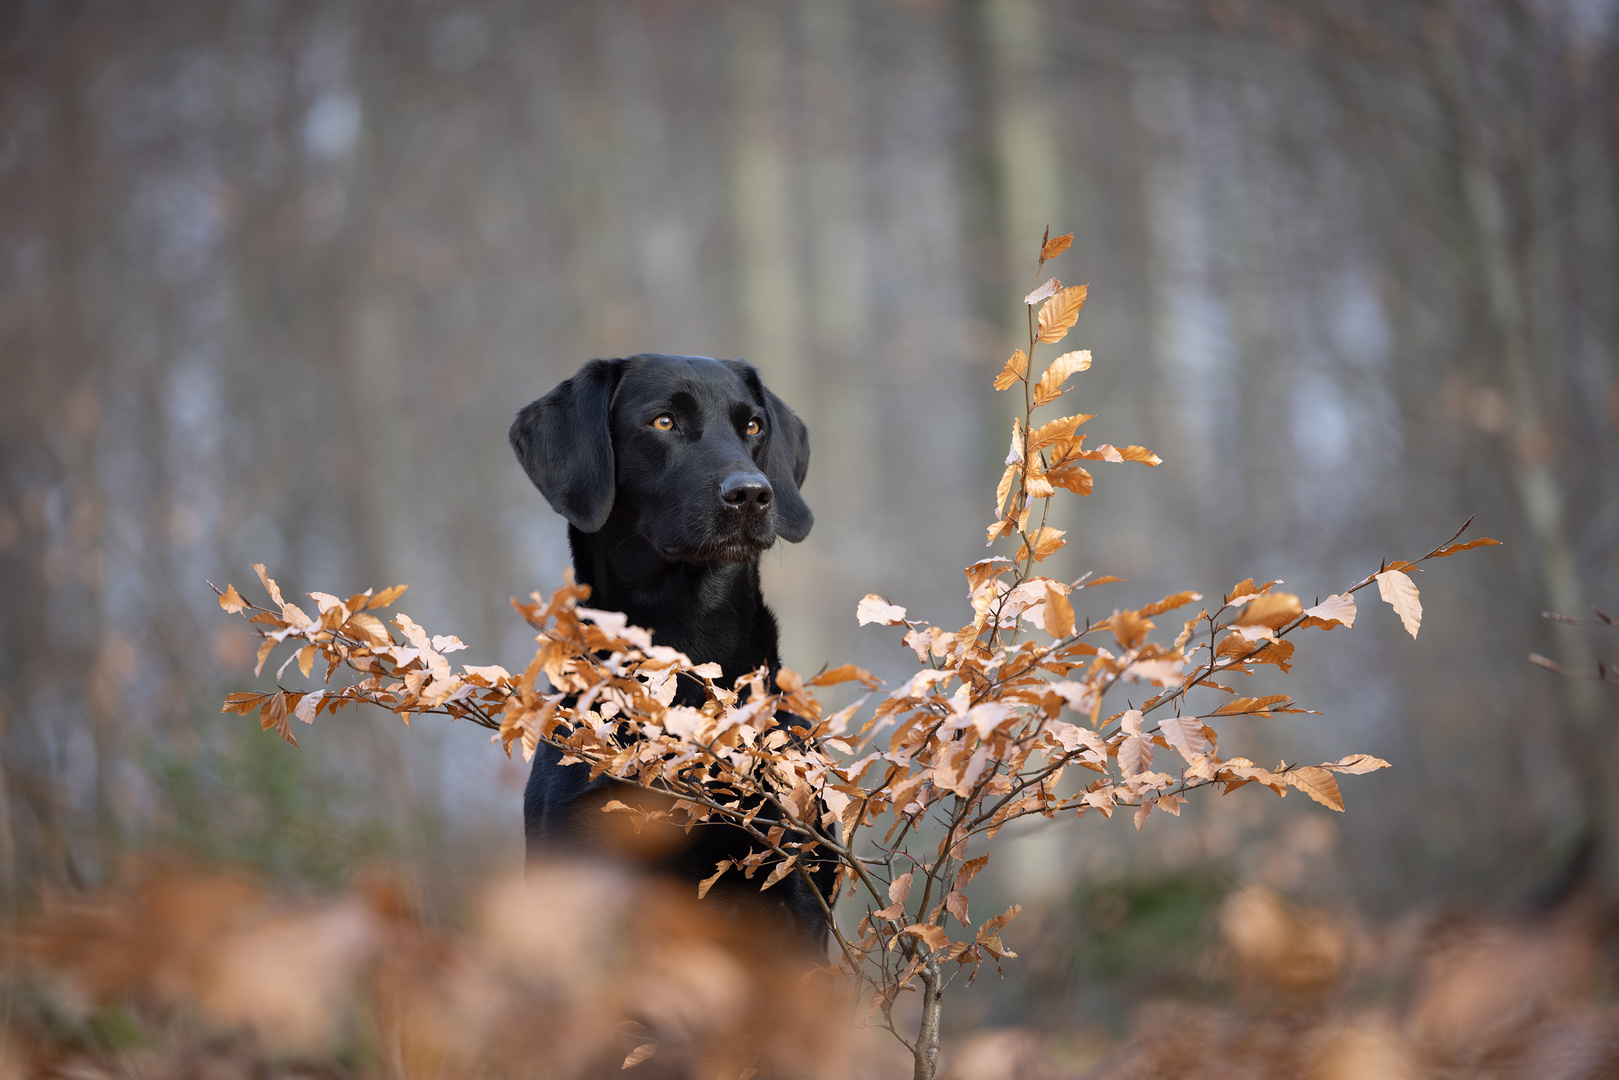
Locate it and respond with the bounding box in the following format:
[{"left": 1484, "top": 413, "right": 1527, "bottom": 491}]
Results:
[{"left": 911, "top": 955, "right": 944, "bottom": 1080}]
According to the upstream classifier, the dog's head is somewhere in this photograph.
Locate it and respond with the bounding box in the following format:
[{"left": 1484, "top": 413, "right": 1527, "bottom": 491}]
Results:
[{"left": 509, "top": 354, "right": 812, "bottom": 561}]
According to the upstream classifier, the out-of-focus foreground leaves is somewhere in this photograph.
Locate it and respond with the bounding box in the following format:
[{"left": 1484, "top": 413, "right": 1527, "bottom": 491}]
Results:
[
  {"left": 5, "top": 861, "right": 1619, "bottom": 1079},
  {"left": 1084, "top": 885, "right": 1619, "bottom": 1080},
  {"left": 3, "top": 859, "right": 872, "bottom": 1080},
  {"left": 936, "top": 885, "right": 1619, "bottom": 1080}
]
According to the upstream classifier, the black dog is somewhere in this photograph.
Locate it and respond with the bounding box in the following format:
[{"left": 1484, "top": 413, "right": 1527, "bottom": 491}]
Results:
[{"left": 509, "top": 354, "right": 834, "bottom": 951}]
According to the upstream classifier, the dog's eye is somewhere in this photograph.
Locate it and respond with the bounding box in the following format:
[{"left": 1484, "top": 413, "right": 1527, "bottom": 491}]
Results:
[
  {"left": 652, "top": 415, "right": 675, "bottom": 432},
  {"left": 745, "top": 419, "right": 762, "bottom": 436}
]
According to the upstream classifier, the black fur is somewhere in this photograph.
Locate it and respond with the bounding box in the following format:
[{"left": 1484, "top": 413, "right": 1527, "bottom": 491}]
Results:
[{"left": 510, "top": 354, "right": 832, "bottom": 951}]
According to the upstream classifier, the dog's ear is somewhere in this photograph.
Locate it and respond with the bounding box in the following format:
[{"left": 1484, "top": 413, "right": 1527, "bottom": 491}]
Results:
[
  {"left": 727, "top": 360, "right": 814, "bottom": 543},
  {"left": 509, "top": 359, "right": 623, "bottom": 533},
  {"left": 759, "top": 386, "right": 815, "bottom": 542}
]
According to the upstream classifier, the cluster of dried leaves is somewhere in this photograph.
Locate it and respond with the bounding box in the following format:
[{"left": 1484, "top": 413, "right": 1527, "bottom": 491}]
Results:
[{"left": 209, "top": 231, "right": 1496, "bottom": 1079}]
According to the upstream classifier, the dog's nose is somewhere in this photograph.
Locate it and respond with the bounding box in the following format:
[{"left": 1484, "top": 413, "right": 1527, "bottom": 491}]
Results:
[{"left": 719, "top": 471, "right": 773, "bottom": 514}]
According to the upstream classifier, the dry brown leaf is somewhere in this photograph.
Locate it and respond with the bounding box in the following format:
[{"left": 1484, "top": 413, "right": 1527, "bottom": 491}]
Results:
[
  {"left": 871, "top": 900, "right": 906, "bottom": 922},
  {"left": 254, "top": 639, "right": 276, "bottom": 678},
  {"left": 1124, "top": 656, "right": 1187, "bottom": 686},
  {"left": 294, "top": 690, "right": 324, "bottom": 724},
  {"left": 1047, "top": 462, "right": 1093, "bottom": 495},
  {"left": 955, "top": 855, "right": 989, "bottom": 891},
  {"left": 697, "top": 863, "right": 730, "bottom": 899},
  {"left": 1117, "top": 710, "right": 1152, "bottom": 776},
  {"left": 1104, "top": 609, "right": 1154, "bottom": 650},
  {"left": 761, "top": 857, "right": 798, "bottom": 891},
  {"left": 1212, "top": 694, "right": 1291, "bottom": 717},
  {"left": 1300, "top": 593, "right": 1357, "bottom": 630},
  {"left": 1325, "top": 753, "right": 1392, "bottom": 775},
  {"left": 1225, "top": 578, "right": 1280, "bottom": 606},
  {"left": 462, "top": 664, "right": 511, "bottom": 685},
  {"left": 1104, "top": 444, "right": 1162, "bottom": 465},
  {"left": 809, "top": 664, "right": 881, "bottom": 689},
  {"left": 1043, "top": 586, "right": 1075, "bottom": 638},
  {"left": 1041, "top": 232, "right": 1074, "bottom": 260},
  {"left": 623, "top": 1043, "right": 658, "bottom": 1069},
  {"left": 1376, "top": 569, "right": 1422, "bottom": 638},
  {"left": 344, "top": 612, "right": 392, "bottom": 647},
  {"left": 1015, "top": 527, "right": 1066, "bottom": 563},
  {"left": 218, "top": 585, "right": 247, "bottom": 613},
  {"left": 889, "top": 871, "right": 914, "bottom": 905},
  {"left": 1246, "top": 639, "right": 1296, "bottom": 671},
  {"left": 903, "top": 923, "right": 950, "bottom": 951},
  {"left": 221, "top": 692, "right": 264, "bottom": 715},
  {"left": 1157, "top": 715, "right": 1208, "bottom": 761},
  {"left": 1023, "top": 279, "right": 1060, "bottom": 307},
  {"left": 1432, "top": 536, "right": 1501, "bottom": 558},
  {"left": 856, "top": 595, "right": 908, "bottom": 626},
  {"left": 994, "top": 462, "right": 1019, "bottom": 517},
  {"left": 1285, "top": 767, "right": 1345, "bottom": 811},
  {"left": 368, "top": 584, "right": 408, "bottom": 609},
  {"left": 260, "top": 692, "right": 295, "bottom": 747},
  {"left": 994, "top": 348, "right": 1028, "bottom": 391},
  {"left": 1032, "top": 350, "right": 1092, "bottom": 405},
  {"left": 1235, "top": 592, "right": 1303, "bottom": 630},
  {"left": 1140, "top": 590, "right": 1202, "bottom": 617},
  {"left": 1028, "top": 413, "right": 1095, "bottom": 452},
  {"left": 1024, "top": 458, "right": 1055, "bottom": 499},
  {"left": 1036, "top": 285, "right": 1088, "bottom": 344},
  {"left": 978, "top": 905, "right": 1021, "bottom": 938},
  {"left": 253, "top": 563, "right": 285, "bottom": 607},
  {"left": 945, "top": 890, "right": 970, "bottom": 927}
]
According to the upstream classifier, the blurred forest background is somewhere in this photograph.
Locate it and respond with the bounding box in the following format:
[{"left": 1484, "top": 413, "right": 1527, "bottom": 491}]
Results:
[{"left": 2, "top": 0, "right": 1618, "bottom": 1066}]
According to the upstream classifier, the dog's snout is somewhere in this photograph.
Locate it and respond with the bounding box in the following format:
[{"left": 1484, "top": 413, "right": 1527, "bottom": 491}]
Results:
[{"left": 719, "top": 471, "right": 773, "bottom": 513}]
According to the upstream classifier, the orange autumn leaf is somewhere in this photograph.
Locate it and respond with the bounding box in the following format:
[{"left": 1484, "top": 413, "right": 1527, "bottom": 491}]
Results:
[
  {"left": 994, "top": 348, "right": 1028, "bottom": 391},
  {"left": 1028, "top": 413, "right": 1094, "bottom": 452},
  {"left": 1040, "top": 232, "right": 1073, "bottom": 260},
  {"left": 1300, "top": 593, "right": 1356, "bottom": 630},
  {"left": 1015, "top": 527, "right": 1066, "bottom": 563},
  {"left": 1234, "top": 592, "right": 1302, "bottom": 631},
  {"left": 903, "top": 923, "right": 950, "bottom": 951},
  {"left": 1325, "top": 754, "right": 1391, "bottom": 775},
  {"left": 1031, "top": 350, "right": 1092, "bottom": 405},
  {"left": 1432, "top": 536, "right": 1501, "bottom": 558},
  {"left": 1285, "top": 766, "right": 1345, "bottom": 811},
  {"left": 1036, "top": 285, "right": 1087, "bottom": 344},
  {"left": 809, "top": 664, "right": 882, "bottom": 689},
  {"left": 1043, "top": 586, "right": 1075, "bottom": 638},
  {"left": 1212, "top": 695, "right": 1292, "bottom": 717}
]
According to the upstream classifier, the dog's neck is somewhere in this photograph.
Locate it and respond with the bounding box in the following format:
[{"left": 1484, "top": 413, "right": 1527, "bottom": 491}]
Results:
[{"left": 568, "top": 522, "right": 781, "bottom": 686}]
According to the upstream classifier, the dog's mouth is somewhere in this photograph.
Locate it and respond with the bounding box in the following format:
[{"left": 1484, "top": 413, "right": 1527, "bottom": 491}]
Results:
[{"left": 660, "top": 537, "right": 773, "bottom": 564}]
